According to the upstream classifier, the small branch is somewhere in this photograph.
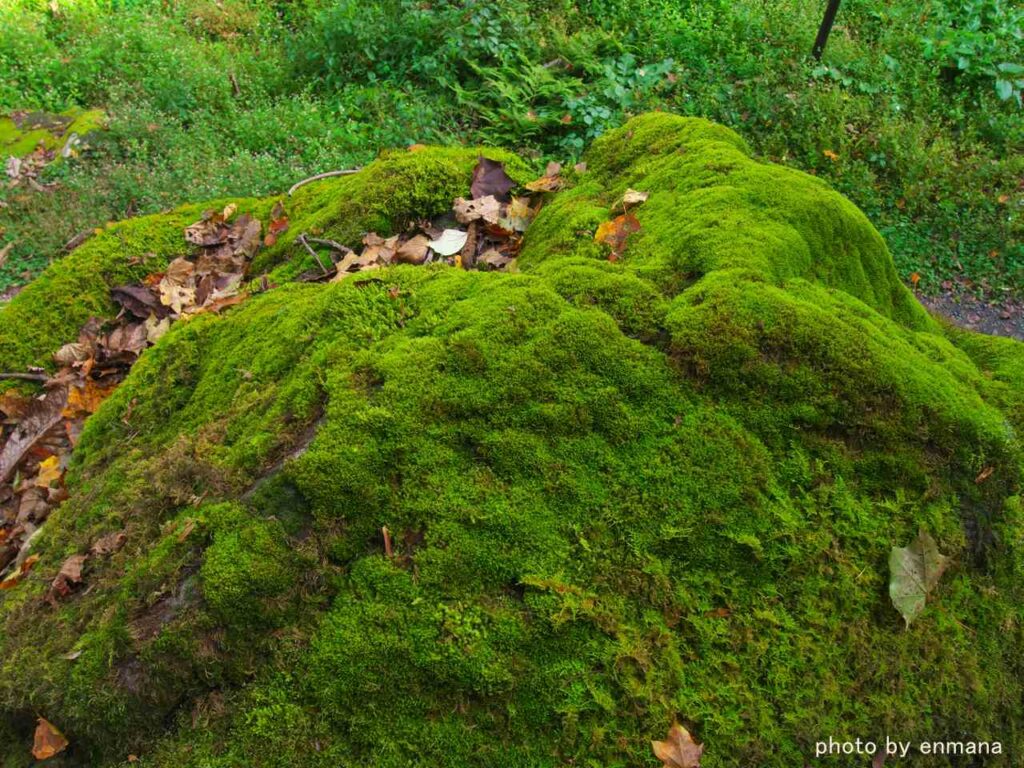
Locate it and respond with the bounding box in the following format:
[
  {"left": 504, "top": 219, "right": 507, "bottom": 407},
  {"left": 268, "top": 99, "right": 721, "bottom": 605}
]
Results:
[
  {"left": 296, "top": 234, "right": 330, "bottom": 274},
  {"left": 288, "top": 168, "right": 363, "bottom": 197},
  {"left": 305, "top": 237, "right": 354, "bottom": 258},
  {"left": 0, "top": 372, "right": 49, "bottom": 383}
]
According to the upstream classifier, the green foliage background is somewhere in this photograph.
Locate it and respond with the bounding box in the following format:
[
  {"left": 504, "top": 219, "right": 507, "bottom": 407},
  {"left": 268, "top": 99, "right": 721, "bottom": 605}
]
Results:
[{"left": 0, "top": 0, "right": 1022, "bottom": 294}]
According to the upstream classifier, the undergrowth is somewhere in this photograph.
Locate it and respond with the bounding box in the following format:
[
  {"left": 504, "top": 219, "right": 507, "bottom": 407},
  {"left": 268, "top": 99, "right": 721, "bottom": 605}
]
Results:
[{"left": 0, "top": 0, "right": 1021, "bottom": 296}]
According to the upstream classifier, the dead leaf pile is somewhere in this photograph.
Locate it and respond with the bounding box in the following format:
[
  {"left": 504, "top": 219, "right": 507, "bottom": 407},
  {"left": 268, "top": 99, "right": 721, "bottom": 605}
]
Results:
[
  {"left": 299, "top": 155, "right": 567, "bottom": 282},
  {"left": 0, "top": 204, "right": 265, "bottom": 592},
  {"left": 0, "top": 154, "right": 581, "bottom": 593},
  {"left": 5, "top": 145, "right": 61, "bottom": 193}
]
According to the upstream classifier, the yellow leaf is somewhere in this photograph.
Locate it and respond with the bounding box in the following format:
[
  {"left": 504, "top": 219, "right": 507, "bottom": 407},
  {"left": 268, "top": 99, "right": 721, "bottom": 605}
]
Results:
[
  {"left": 34, "top": 456, "right": 62, "bottom": 488},
  {"left": 823, "top": 149, "right": 839, "bottom": 162}
]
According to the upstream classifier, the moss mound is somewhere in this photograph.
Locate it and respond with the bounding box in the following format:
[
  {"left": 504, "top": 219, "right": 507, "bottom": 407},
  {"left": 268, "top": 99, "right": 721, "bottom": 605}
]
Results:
[{"left": 1, "top": 114, "right": 1023, "bottom": 767}]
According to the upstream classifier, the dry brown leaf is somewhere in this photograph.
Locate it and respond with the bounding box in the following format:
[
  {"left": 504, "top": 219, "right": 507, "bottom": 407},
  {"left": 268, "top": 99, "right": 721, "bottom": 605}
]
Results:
[
  {"left": 612, "top": 188, "right": 650, "bottom": 213},
  {"left": 32, "top": 717, "right": 69, "bottom": 760},
  {"left": 453, "top": 195, "right": 502, "bottom": 225},
  {"left": 177, "top": 519, "right": 197, "bottom": 543},
  {"left": 50, "top": 553, "right": 87, "bottom": 597},
  {"left": 53, "top": 342, "right": 91, "bottom": 367},
  {"left": 0, "top": 386, "right": 68, "bottom": 483},
  {"left": 470, "top": 157, "right": 516, "bottom": 201},
  {"left": 395, "top": 234, "right": 431, "bottom": 265},
  {"left": 91, "top": 531, "right": 127, "bottom": 557},
  {"left": 652, "top": 722, "right": 704, "bottom": 768},
  {"left": 264, "top": 201, "right": 289, "bottom": 247}
]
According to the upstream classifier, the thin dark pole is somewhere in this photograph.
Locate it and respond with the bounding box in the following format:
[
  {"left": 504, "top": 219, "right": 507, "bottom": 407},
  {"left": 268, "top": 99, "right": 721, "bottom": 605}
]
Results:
[{"left": 811, "top": 0, "right": 842, "bottom": 60}]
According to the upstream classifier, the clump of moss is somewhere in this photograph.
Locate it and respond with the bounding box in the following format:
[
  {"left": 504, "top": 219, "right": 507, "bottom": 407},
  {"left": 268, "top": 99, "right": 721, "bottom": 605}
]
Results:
[
  {"left": 1, "top": 114, "right": 1022, "bottom": 767},
  {"left": 0, "top": 107, "right": 106, "bottom": 159}
]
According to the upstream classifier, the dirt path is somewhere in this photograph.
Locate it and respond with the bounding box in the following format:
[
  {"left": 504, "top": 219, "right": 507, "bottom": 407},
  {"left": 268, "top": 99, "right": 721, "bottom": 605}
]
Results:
[{"left": 917, "top": 292, "right": 1024, "bottom": 342}]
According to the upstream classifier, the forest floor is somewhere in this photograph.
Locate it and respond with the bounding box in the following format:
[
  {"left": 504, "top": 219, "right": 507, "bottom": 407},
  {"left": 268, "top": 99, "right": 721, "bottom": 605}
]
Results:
[{"left": 1, "top": 0, "right": 1022, "bottom": 311}]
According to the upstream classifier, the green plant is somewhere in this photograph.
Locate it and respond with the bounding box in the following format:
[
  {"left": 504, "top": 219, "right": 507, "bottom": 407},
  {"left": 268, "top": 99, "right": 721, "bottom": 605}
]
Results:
[{"left": 922, "top": 0, "right": 1024, "bottom": 105}]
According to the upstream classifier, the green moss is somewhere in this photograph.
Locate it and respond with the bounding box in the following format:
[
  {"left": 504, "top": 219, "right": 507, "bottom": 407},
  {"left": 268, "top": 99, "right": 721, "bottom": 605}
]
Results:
[
  {"left": 0, "top": 145, "right": 530, "bottom": 374},
  {"left": 0, "top": 115, "right": 1022, "bottom": 766},
  {"left": 0, "top": 107, "right": 106, "bottom": 158}
]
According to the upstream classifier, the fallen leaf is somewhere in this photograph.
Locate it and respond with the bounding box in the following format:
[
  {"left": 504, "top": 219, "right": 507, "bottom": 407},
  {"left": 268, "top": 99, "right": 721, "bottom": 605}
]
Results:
[
  {"left": 111, "top": 284, "right": 169, "bottom": 320},
  {"left": 499, "top": 196, "right": 534, "bottom": 232},
  {"left": 32, "top": 718, "right": 69, "bottom": 760},
  {"left": 91, "top": 531, "right": 127, "bottom": 556},
  {"left": 823, "top": 149, "right": 839, "bottom": 162},
  {"left": 889, "top": 530, "right": 949, "bottom": 627},
  {"left": 594, "top": 213, "right": 641, "bottom": 261},
  {"left": 17, "top": 487, "right": 50, "bottom": 522},
  {"left": 453, "top": 196, "right": 502, "bottom": 225},
  {"left": 0, "top": 386, "right": 68, "bottom": 483},
  {"left": 63, "top": 378, "right": 119, "bottom": 419},
  {"left": 470, "top": 157, "right": 516, "bottom": 201},
  {"left": 395, "top": 234, "right": 431, "bottom": 265},
  {"left": 612, "top": 188, "right": 649, "bottom": 213},
  {"left": 264, "top": 201, "right": 289, "bottom": 247},
  {"left": 53, "top": 342, "right": 91, "bottom": 367},
  {"left": 975, "top": 466, "right": 994, "bottom": 484},
  {"left": 428, "top": 229, "right": 469, "bottom": 257},
  {"left": 910, "top": 272, "right": 920, "bottom": 288},
  {"left": 50, "top": 553, "right": 87, "bottom": 597},
  {"left": 0, "top": 554, "right": 41, "bottom": 590},
  {"left": 144, "top": 313, "right": 171, "bottom": 344},
  {"left": 408, "top": 143, "right": 427, "bottom": 152},
  {"left": 477, "top": 249, "right": 513, "bottom": 270},
  {"left": 34, "top": 456, "right": 62, "bottom": 488},
  {"left": 652, "top": 722, "right": 704, "bottom": 768}
]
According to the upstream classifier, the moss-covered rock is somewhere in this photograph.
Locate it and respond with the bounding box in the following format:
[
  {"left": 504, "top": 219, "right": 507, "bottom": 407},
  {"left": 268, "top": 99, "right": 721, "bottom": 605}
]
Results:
[
  {"left": 1, "top": 114, "right": 1022, "bottom": 767},
  {"left": 0, "top": 107, "right": 106, "bottom": 159}
]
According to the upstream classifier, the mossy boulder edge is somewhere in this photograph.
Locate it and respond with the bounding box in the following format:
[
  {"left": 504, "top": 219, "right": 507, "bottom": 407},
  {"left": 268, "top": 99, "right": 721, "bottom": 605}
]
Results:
[{"left": 1, "top": 114, "right": 1022, "bottom": 767}]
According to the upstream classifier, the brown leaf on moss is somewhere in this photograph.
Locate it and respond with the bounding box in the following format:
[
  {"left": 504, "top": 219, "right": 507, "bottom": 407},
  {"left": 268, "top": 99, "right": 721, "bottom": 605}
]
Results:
[
  {"left": 50, "top": 553, "right": 87, "bottom": 598},
  {"left": 594, "top": 213, "right": 641, "bottom": 261},
  {"left": 525, "top": 161, "right": 564, "bottom": 192},
  {"left": 32, "top": 717, "right": 69, "bottom": 760},
  {"left": 470, "top": 157, "right": 515, "bottom": 202},
  {"left": 91, "top": 531, "right": 127, "bottom": 556},
  {"left": 652, "top": 722, "right": 704, "bottom": 768},
  {"left": 264, "top": 201, "right": 289, "bottom": 247}
]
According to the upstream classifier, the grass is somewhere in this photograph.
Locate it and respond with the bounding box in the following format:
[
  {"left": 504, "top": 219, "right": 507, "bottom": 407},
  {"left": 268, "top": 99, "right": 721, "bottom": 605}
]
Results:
[{"left": 0, "top": 0, "right": 1021, "bottom": 297}]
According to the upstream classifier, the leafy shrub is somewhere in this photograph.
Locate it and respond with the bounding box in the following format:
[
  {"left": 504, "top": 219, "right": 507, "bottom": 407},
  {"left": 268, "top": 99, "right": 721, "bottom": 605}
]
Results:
[{"left": 923, "top": 0, "right": 1024, "bottom": 105}]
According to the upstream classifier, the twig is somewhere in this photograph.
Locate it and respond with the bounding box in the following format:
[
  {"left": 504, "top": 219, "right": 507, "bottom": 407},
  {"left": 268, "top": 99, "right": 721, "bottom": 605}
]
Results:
[
  {"left": 296, "top": 234, "right": 330, "bottom": 274},
  {"left": 382, "top": 526, "right": 393, "bottom": 559},
  {"left": 288, "top": 168, "right": 362, "bottom": 197},
  {"left": 0, "top": 372, "right": 49, "bottom": 383},
  {"left": 305, "top": 237, "right": 354, "bottom": 258}
]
